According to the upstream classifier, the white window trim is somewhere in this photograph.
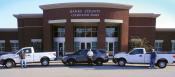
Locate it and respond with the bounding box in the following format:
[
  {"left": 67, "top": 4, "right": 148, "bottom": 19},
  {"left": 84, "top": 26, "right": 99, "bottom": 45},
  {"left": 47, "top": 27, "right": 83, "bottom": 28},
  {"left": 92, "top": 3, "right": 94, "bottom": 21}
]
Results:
[
  {"left": 171, "top": 40, "right": 175, "bottom": 43},
  {"left": 0, "top": 40, "right": 5, "bottom": 43},
  {"left": 171, "top": 40, "right": 175, "bottom": 51},
  {"left": 71, "top": 19, "right": 100, "bottom": 23},
  {"left": 31, "top": 39, "right": 42, "bottom": 42},
  {"left": 48, "top": 19, "right": 67, "bottom": 24},
  {"left": 104, "top": 19, "right": 123, "bottom": 23},
  {"left": 10, "top": 40, "right": 19, "bottom": 43},
  {"left": 155, "top": 40, "right": 163, "bottom": 43},
  {"left": 155, "top": 40, "right": 163, "bottom": 51}
]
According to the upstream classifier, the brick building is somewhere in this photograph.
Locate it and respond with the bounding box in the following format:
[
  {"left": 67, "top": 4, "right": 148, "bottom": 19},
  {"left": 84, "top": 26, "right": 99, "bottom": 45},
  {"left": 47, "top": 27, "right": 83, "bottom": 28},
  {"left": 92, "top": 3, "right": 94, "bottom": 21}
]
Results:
[{"left": 0, "top": 2, "right": 174, "bottom": 56}]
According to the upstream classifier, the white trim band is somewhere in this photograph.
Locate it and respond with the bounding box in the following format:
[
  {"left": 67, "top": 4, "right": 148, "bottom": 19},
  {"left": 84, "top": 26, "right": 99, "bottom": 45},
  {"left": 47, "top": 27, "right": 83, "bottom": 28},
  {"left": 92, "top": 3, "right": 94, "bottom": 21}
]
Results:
[
  {"left": 0, "top": 40, "right": 5, "bottom": 43},
  {"left": 71, "top": 19, "right": 100, "bottom": 23},
  {"left": 104, "top": 19, "right": 123, "bottom": 23},
  {"left": 31, "top": 39, "right": 42, "bottom": 42},
  {"left": 171, "top": 40, "right": 175, "bottom": 43},
  {"left": 155, "top": 40, "right": 163, "bottom": 43},
  {"left": 48, "top": 19, "right": 67, "bottom": 24},
  {"left": 10, "top": 40, "right": 19, "bottom": 43}
]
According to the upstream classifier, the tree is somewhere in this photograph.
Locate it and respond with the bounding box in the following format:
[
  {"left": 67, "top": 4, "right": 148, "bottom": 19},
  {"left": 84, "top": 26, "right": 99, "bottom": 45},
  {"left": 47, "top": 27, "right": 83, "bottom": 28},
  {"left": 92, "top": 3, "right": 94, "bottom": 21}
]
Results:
[{"left": 129, "top": 36, "right": 153, "bottom": 52}]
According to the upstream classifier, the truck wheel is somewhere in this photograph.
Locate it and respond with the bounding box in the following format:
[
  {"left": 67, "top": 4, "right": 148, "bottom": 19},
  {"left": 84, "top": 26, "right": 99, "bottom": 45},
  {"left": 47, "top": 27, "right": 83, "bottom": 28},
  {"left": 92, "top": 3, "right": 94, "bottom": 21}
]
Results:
[
  {"left": 41, "top": 58, "right": 49, "bottom": 66},
  {"left": 95, "top": 59, "right": 103, "bottom": 66},
  {"left": 118, "top": 59, "right": 126, "bottom": 66},
  {"left": 112, "top": 58, "right": 117, "bottom": 64},
  {"left": 67, "top": 59, "right": 75, "bottom": 66},
  {"left": 5, "top": 60, "right": 15, "bottom": 68},
  {"left": 157, "top": 61, "right": 167, "bottom": 68}
]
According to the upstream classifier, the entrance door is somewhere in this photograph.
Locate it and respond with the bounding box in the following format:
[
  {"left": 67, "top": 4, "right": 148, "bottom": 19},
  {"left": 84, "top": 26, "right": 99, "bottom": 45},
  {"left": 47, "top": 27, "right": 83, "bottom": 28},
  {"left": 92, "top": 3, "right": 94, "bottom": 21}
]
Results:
[
  {"left": 80, "top": 43, "right": 85, "bottom": 49},
  {"left": 107, "top": 42, "right": 114, "bottom": 56},
  {"left": 86, "top": 42, "right": 91, "bottom": 49},
  {"left": 106, "top": 42, "right": 116, "bottom": 56},
  {"left": 58, "top": 43, "right": 64, "bottom": 57},
  {"left": 54, "top": 37, "right": 65, "bottom": 58}
]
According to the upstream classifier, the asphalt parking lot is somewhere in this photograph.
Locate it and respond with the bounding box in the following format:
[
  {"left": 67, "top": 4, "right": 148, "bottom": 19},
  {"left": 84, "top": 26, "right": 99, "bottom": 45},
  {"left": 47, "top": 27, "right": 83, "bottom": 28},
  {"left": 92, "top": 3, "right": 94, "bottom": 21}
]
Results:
[{"left": 0, "top": 61, "right": 175, "bottom": 77}]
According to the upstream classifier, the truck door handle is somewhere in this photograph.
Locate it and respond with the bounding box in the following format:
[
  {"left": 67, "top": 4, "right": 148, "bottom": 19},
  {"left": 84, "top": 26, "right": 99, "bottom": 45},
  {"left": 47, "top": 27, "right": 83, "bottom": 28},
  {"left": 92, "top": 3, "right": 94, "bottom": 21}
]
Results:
[
  {"left": 26, "top": 55, "right": 30, "bottom": 56},
  {"left": 139, "top": 55, "right": 142, "bottom": 57}
]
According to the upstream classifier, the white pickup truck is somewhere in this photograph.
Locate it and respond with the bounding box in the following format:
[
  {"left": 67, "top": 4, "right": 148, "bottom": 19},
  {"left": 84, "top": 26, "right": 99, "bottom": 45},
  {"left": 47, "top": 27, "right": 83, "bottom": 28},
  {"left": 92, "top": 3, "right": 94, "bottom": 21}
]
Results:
[
  {"left": 0, "top": 47, "right": 56, "bottom": 68},
  {"left": 113, "top": 48, "right": 175, "bottom": 68}
]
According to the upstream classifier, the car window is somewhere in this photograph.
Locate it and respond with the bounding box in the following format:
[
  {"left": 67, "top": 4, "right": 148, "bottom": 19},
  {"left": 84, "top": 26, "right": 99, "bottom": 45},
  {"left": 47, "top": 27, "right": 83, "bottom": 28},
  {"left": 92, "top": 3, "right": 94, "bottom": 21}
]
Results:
[
  {"left": 92, "top": 50, "right": 97, "bottom": 54},
  {"left": 76, "top": 50, "right": 87, "bottom": 55},
  {"left": 130, "top": 49, "right": 143, "bottom": 54},
  {"left": 99, "top": 50, "right": 106, "bottom": 54},
  {"left": 23, "top": 48, "right": 32, "bottom": 53}
]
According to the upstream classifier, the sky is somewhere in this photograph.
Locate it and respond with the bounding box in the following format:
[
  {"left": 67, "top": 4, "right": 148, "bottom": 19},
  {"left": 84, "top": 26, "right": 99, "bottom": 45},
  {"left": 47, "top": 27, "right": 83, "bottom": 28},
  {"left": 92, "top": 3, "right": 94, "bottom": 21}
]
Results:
[{"left": 0, "top": 0, "right": 175, "bottom": 28}]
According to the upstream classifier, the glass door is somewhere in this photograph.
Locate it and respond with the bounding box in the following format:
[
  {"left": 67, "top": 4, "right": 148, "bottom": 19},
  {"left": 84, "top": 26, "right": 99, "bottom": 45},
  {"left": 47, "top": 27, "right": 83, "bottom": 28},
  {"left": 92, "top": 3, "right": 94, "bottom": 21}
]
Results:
[
  {"left": 58, "top": 43, "right": 64, "bottom": 57},
  {"left": 80, "top": 42, "right": 92, "bottom": 50},
  {"left": 106, "top": 42, "right": 115, "bottom": 56},
  {"left": 86, "top": 42, "right": 91, "bottom": 49},
  {"left": 80, "top": 43, "right": 85, "bottom": 49}
]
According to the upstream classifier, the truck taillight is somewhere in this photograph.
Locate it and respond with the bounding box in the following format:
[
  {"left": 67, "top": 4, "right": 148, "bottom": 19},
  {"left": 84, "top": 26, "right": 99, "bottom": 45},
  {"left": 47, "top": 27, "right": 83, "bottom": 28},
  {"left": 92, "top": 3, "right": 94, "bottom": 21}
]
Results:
[
  {"left": 173, "top": 55, "right": 175, "bottom": 59},
  {"left": 53, "top": 53, "right": 56, "bottom": 56}
]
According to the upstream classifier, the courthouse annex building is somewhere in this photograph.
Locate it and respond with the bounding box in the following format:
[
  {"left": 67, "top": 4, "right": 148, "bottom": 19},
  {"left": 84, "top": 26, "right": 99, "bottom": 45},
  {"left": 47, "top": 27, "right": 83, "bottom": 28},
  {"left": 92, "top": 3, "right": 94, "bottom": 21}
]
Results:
[{"left": 0, "top": 2, "right": 175, "bottom": 56}]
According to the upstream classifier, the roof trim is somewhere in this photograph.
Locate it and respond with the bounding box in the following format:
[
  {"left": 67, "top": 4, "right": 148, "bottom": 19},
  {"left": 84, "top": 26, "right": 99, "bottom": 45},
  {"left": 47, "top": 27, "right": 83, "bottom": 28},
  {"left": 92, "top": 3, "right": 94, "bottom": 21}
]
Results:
[
  {"left": 71, "top": 19, "right": 100, "bottom": 23},
  {"left": 129, "top": 13, "right": 160, "bottom": 18},
  {"left": 13, "top": 14, "right": 43, "bottom": 19},
  {"left": 39, "top": 2, "right": 133, "bottom": 10},
  {"left": 0, "top": 28, "right": 18, "bottom": 32},
  {"left": 104, "top": 19, "right": 123, "bottom": 23},
  {"left": 156, "top": 28, "right": 175, "bottom": 32}
]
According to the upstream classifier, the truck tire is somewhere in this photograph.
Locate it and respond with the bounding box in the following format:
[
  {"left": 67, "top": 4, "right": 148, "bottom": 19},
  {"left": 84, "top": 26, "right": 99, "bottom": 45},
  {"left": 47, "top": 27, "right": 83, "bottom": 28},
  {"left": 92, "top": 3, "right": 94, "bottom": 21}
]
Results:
[
  {"left": 41, "top": 58, "right": 49, "bottom": 66},
  {"left": 113, "top": 58, "right": 117, "bottom": 64},
  {"left": 157, "top": 60, "right": 167, "bottom": 68},
  {"left": 5, "top": 60, "right": 15, "bottom": 68},
  {"left": 95, "top": 58, "right": 103, "bottom": 66},
  {"left": 67, "top": 59, "right": 76, "bottom": 66},
  {"left": 118, "top": 59, "right": 126, "bottom": 66}
]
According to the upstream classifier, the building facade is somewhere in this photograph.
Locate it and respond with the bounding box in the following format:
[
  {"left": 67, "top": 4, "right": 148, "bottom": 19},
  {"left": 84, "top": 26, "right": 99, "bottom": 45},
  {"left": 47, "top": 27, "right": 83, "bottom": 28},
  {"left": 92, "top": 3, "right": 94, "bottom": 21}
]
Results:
[{"left": 0, "top": 2, "right": 174, "bottom": 56}]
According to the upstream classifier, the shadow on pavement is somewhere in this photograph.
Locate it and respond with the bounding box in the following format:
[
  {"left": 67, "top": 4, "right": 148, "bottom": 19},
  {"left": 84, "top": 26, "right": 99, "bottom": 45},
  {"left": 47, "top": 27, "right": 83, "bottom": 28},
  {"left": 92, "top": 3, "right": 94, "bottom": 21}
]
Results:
[
  {"left": 66, "top": 64, "right": 155, "bottom": 70},
  {"left": 0, "top": 63, "right": 161, "bottom": 70}
]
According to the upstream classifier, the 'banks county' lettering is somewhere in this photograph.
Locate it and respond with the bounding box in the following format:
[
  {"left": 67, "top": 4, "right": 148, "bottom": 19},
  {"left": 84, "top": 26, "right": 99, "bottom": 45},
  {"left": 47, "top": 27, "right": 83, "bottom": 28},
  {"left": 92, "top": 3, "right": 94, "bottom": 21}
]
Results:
[{"left": 69, "top": 9, "right": 101, "bottom": 17}]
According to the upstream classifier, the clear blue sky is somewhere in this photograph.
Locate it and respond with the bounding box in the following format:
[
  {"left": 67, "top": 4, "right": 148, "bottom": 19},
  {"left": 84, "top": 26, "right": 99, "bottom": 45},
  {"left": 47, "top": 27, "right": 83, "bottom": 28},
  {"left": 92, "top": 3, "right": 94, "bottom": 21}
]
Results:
[{"left": 0, "top": 0, "right": 175, "bottom": 28}]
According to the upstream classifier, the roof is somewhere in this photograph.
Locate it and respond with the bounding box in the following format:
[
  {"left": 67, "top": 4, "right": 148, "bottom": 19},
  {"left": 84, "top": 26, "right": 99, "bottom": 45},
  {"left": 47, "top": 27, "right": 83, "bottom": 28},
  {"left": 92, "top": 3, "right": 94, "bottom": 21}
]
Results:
[
  {"left": 13, "top": 14, "right": 43, "bottom": 19},
  {"left": 0, "top": 28, "right": 18, "bottom": 32},
  {"left": 156, "top": 28, "right": 175, "bottom": 32},
  {"left": 129, "top": 13, "right": 160, "bottom": 18},
  {"left": 39, "top": 2, "right": 133, "bottom": 10}
]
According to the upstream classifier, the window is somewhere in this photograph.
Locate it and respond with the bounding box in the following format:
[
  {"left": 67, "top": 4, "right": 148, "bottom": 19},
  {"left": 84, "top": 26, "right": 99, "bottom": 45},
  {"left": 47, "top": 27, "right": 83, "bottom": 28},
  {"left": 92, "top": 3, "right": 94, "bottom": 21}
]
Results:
[
  {"left": 23, "top": 48, "right": 32, "bottom": 53},
  {"left": 114, "top": 42, "right": 119, "bottom": 52},
  {"left": 0, "top": 40, "right": 5, "bottom": 51},
  {"left": 92, "top": 42, "right": 97, "bottom": 49},
  {"left": 155, "top": 40, "right": 163, "bottom": 51},
  {"left": 171, "top": 40, "right": 175, "bottom": 52},
  {"left": 129, "top": 39, "right": 142, "bottom": 49},
  {"left": 10, "top": 40, "right": 19, "bottom": 51},
  {"left": 74, "top": 26, "right": 97, "bottom": 37},
  {"left": 129, "top": 49, "right": 144, "bottom": 54},
  {"left": 31, "top": 39, "right": 42, "bottom": 52},
  {"left": 53, "top": 42, "right": 58, "bottom": 51},
  {"left": 54, "top": 27, "right": 65, "bottom": 37},
  {"left": 74, "top": 42, "right": 80, "bottom": 51},
  {"left": 105, "top": 27, "right": 118, "bottom": 37}
]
